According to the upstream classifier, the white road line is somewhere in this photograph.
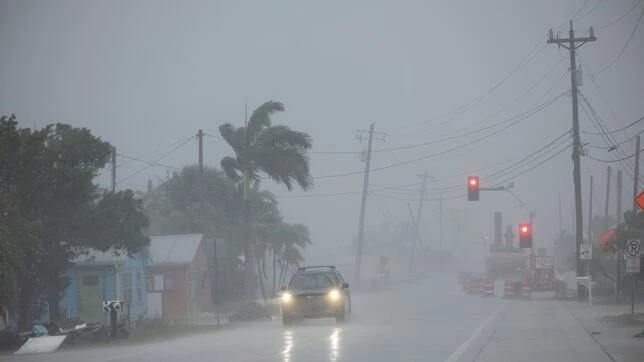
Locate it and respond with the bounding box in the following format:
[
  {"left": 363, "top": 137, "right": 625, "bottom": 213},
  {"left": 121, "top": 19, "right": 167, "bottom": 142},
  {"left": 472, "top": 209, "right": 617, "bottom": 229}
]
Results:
[{"left": 444, "top": 301, "right": 506, "bottom": 362}]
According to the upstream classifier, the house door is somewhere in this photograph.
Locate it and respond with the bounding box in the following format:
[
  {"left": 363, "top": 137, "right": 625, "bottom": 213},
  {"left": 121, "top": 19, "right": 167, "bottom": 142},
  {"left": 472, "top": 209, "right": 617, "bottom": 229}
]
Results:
[{"left": 78, "top": 272, "right": 103, "bottom": 323}]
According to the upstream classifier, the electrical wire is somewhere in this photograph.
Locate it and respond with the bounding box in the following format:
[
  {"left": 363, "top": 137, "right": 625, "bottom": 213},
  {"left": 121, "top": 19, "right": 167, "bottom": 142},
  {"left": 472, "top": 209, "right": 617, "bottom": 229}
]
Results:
[
  {"left": 586, "top": 131, "right": 643, "bottom": 149},
  {"left": 117, "top": 154, "right": 181, "bottom": 170},
  {"left": 313, "top": 91, "right": 568, "bottom": 180},
  {"left": 595, "top": 6, "right": 644, "bottom": 75},
  {"left": 117, "top": 135, "right": 194, "bottom": 168},
  {"left": 596, "top": 0, "right": 643, "bottom": 28},
  {"left": 117, "top": 137, "right": 193, "bottom": 184},
  {"left": 581, "top": 115, "right": 644, "bottom": 135},
  {"left": 573, "top": 0, "right": 590, "bottom": 19},
  {"left": 576, "top": 0, "right": 605, "bottom": 20},
  {"left": 578, "top": 91, "right": 640, "bottom": 182},
  {"left": 399, "top": 35, "right": 549, "bottom": 130},
  {"left": 587, "top": 149, "right": 643, "bottom": 163}
]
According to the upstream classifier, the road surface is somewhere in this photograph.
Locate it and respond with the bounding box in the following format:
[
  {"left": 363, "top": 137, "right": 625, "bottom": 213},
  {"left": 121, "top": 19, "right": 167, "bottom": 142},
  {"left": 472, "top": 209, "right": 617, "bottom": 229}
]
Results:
[{"left": 2, "top": 272, "right": 617, "bottom": 362}]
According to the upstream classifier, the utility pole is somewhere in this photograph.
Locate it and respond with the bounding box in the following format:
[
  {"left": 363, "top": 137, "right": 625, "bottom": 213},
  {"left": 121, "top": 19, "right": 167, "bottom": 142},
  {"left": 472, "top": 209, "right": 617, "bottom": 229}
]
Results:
[
  {"left": 616, "top": 169, "right": 623, "bottom": 302},
  {"left": 631, "top": 135, "right": 640, "bottom": 316},
  {"left": 198, "top": 129, "right": 204, "bottom": 173},
  {"left": 439, "top": 196, "right": 443, "bottom": 250},
  {"left": 616, "top": 170, "right": 623, "bottom": 225},
  {"left": 111, "top": 146, "right": 117, "bottom": 193},
  {"left": 354, "top": 123, "right": 375, "bottom": 287},
  {"left": 587, "top": 176, "right": 593, "bottom": 247},
  {"left": 604, "top": 166, "right": 612, "bottom": 232},
  {"left": 410, "top": 171, "right": 432, "bottom": 275},
  {"left": 548, "top": 21, "right": 597, "bottom": 299},
  {"left": 559, "top": 193, "right": 563, "bottom": 236}
]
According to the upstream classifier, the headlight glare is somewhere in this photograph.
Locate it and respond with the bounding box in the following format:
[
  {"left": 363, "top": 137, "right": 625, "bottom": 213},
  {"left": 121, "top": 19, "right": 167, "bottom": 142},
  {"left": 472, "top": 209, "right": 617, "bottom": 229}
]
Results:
[
  {"left": 328, "top": 289, "right": 341, "bottom": 301},
  {"left": 281, "top": 292, "right": 293, "bottom": 303}
]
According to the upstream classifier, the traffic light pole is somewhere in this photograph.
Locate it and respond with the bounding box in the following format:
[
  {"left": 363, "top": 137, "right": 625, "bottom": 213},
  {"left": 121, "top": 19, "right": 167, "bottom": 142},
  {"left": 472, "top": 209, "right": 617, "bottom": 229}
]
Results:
[{"left": 548, "top": 21, "right": 597, "bottom": 299}]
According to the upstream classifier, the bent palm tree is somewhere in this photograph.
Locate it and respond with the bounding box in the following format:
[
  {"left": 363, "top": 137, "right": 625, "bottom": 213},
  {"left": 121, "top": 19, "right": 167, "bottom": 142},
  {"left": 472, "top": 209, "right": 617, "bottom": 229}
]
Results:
[{"left": 219, "top": 101, "right": 312, "bottom": 296}]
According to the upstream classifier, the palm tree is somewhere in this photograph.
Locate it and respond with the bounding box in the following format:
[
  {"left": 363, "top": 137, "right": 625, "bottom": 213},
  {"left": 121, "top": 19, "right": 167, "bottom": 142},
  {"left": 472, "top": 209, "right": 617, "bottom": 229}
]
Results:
[{"left": 219, "top": 101, "right": 313, "bottom": 296}]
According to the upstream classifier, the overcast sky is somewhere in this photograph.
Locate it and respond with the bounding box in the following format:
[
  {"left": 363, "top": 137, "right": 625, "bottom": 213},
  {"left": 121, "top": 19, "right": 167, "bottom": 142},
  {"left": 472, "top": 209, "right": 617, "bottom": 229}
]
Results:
[{"left": 1, "top": 0, "right": 643, "bottom": 259}]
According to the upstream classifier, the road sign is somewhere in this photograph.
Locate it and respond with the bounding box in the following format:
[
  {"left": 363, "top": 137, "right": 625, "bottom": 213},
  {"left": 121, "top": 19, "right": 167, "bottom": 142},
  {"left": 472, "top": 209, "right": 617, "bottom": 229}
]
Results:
[
  {"left": 626, "top": 239, "right": 641, "bottom": 257},
  {"left": 626, "top": 257, "right": 640, "bottom": 274},
  {"left": 635, "top": 191, "right": 644, "bottom": 210},
  {"left": 580, "top": 244, "right": 592, "bottom": 260},
  {"left": 102, "top": 300, "right": 124, "bottom": 312}
]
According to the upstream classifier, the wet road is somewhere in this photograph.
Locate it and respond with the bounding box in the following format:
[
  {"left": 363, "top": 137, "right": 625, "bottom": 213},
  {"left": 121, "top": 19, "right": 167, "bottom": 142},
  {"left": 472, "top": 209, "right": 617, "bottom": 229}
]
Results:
[{"left": 4, "top": 273, "right": 504, "bottom": 362}]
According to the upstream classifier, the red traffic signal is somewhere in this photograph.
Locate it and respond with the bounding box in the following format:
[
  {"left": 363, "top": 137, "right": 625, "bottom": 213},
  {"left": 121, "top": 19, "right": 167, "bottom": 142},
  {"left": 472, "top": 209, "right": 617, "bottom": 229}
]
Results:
[
  {"left": 519, "top": 223, "right": 532, "bottom": 248},
  {"left": 467, "top": 176, "right": 479, "bottom": 201}
]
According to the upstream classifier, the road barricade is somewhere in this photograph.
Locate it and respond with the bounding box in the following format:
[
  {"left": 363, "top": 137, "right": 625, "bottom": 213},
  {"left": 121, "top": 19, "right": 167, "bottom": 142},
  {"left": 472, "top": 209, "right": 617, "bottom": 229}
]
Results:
[
  {"left": 521, "top": 284, "right": 532, "bottom": 299},
  {"left": 467, "top": 278, "right": 483, "bottom": 294},
  {"left": 483, "top": 278, "right": 495, "bottom": 297},
  {"left": 503, "top": 280, "right": 514, "bottom": 298}
]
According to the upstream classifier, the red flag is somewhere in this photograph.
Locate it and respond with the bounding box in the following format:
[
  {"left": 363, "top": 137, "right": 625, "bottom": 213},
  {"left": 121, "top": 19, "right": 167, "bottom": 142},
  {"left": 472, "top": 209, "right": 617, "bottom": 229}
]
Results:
[{"left": 597, "top": 228, "right": 615, "bottom": 249}]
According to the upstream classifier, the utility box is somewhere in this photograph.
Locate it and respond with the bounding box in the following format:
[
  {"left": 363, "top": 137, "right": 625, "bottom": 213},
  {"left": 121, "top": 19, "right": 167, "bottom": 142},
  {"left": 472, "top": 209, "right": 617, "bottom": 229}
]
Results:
[{"left": 574, "top": 69, "right": 583, "bottom": 86}]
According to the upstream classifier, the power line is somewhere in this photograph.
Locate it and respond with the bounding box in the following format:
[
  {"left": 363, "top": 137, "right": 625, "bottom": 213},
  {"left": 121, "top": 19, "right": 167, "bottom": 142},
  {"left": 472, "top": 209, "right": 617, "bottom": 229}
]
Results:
[
  {"left": 117, "top": 154, "right": 181, "bottom": 170},
  {"left": 313, "top": 91, "right": 567, "bottom": 180},
  {"left": 595, "top": 6, "right": 644, "bottom": 74},
  {"left": 576, "top": 0, "right": 605, "bottom": 19},
  {"left": 586, "top": 131, "right": 643, "bottom": 149},
  {"left": 597, "top": 0, "right": 643, "bottom": 28},
  {"left": 117, "top": 135, "right": 193, "bottom": 168},
  {"left": 587, "top": 148, "right": 643, "bottom": 163},
  {"left": 399, "top": 34, "right": 549, "bottom": 130},
  {"left": 580, "top": 115, "right": 644, "bottom": 135},
  {"left": 573, "top": 0, "right": 590, "bottom": 19},
  {"left": 117, "top": 137, "right": 193, "bottom": 184}
]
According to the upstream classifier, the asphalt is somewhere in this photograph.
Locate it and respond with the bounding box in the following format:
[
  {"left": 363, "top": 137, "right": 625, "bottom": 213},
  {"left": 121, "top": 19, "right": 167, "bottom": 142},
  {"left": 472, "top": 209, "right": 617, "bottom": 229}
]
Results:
[{"left": 3, "top": 273, "right": 643, "bottom": 362}]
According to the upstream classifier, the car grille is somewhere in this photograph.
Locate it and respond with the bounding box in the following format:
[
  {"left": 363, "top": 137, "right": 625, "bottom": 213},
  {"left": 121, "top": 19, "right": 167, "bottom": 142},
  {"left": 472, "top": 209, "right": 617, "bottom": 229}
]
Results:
[{"left": 291, "top": 294, "right": 331, "bottom": 314}]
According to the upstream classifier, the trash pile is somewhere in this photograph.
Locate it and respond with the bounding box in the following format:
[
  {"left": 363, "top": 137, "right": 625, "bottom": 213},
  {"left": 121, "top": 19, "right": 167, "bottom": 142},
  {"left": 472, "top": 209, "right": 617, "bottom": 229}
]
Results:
[{"left": 1, "top": 321, "right": 130, "bottom": 354}]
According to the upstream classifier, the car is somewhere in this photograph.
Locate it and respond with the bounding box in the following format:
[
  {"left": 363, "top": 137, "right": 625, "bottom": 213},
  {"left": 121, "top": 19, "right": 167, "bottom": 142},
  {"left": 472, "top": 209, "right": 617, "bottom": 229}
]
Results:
[{"left": 279, "top": 266, "right": 352, "bottom": 325}]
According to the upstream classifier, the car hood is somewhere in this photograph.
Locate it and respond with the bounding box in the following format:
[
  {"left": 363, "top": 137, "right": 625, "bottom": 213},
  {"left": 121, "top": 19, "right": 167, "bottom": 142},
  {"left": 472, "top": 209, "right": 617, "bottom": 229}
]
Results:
[{"left": 287, "top": 288, "right": 334, "bottom": 296}]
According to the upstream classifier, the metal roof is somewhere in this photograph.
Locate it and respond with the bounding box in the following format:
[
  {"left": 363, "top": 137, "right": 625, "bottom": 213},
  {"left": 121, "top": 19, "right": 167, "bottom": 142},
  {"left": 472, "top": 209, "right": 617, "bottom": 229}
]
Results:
[
  {"left": 148, "top": 234, "right": 204, "bottom": 266},
  {"left": 71, "top": 249, "right": 131, "bottom": 266}
]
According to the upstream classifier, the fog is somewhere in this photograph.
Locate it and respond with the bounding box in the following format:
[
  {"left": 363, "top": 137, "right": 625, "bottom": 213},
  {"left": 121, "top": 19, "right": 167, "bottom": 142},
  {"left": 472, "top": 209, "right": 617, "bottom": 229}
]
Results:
[
  {"left": 2, "top": 1, "right": 642, "bottom": 264},
  {"left": 2, "top": 1, "right": 644, "bottom": 360}
]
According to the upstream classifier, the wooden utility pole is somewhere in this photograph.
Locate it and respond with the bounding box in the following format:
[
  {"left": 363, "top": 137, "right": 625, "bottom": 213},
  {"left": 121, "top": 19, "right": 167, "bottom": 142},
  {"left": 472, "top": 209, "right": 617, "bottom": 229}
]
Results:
[
  {"left": 410, "top": 171, "right": 431, "bottom": 274},
  {"left": 604, "top": 166, "right": 612, "bottom": 232},
  {"left": 587, "top": 176, "right": 593, "bottom": 246},
  {"left": 111, "top": 146, "right": 117, "bottom": 192},
  {"left": 547, "top": 21, "right": 597, "bottom": 298},
  {"left": 616, "top": 170, "right": 623, "bottom": 224},
  {"left": 198, "top": 129, "right": 204, "bottom": 172},
  {"left": 631, "top": 135, "right": 640, "bottom": 316},
  {"left": 354, "top": 123, "right": 375, "bottom": 287}
]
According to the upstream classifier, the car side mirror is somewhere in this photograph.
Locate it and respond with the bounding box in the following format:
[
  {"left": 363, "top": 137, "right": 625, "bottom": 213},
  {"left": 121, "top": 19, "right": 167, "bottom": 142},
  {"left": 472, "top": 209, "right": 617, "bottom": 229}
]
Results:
[
  {"left": 280, "top": 286, "right": 287, "bottom": 292},
  {"left": 342, "top": 282, "right": 349, "bottom": 289}
]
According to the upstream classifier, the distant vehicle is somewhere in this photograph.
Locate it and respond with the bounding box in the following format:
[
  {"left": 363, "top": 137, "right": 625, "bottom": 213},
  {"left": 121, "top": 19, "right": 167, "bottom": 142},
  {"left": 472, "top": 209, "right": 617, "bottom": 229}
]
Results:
[{"left": 279, "top": 266, "right": 352, "bottom": 325}]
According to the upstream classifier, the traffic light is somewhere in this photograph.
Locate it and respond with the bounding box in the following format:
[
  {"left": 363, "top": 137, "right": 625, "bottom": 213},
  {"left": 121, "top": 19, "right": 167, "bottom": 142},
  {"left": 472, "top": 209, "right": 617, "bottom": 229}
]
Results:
[
  {"left": 519, "top": 223, "right": 533, "bottom": 248},
  {"left": 467, "top": 176, "right": 479, "bottom": 201}
]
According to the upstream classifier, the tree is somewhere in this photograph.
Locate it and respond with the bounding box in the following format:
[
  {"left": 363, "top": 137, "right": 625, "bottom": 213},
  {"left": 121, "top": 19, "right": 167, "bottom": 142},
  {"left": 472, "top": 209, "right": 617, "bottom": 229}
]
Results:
[
  {"left": 218, "top": 101, "right": 313, "bottom": 296},
  {"left": 0, "top": 116, "right": 150, "bottom": 328}
]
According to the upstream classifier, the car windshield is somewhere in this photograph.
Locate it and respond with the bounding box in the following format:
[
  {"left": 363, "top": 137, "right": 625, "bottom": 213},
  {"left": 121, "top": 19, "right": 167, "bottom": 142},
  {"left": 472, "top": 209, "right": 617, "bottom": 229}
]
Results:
[{"left": 289, "top": 272, "right": 336, "bottom": 290}]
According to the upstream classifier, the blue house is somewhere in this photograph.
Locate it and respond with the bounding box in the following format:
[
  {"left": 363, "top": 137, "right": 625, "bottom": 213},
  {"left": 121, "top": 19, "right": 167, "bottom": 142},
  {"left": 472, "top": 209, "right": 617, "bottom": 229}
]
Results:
[{"left": 59, "top": 248, "right": 149, "bottom": 325}]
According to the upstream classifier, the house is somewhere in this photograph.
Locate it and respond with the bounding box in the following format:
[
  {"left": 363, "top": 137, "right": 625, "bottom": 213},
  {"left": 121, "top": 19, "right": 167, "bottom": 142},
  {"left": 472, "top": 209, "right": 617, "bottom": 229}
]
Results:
[
  {"left": 146, "top": 234, "right": 211, "bottom": 320},
  {"left": 59, "top": 248, "right": 149, "bottom": 325}
]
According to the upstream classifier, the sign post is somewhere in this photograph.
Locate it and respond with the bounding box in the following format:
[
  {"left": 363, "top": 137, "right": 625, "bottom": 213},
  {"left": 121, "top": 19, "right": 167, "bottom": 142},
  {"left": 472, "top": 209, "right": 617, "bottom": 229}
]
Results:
[
  {"left": 626, "top": 239, "right": 640, "bottom": 316},
  {"left": 580, "top": 244, "right": 593, "bottom": 305},
  {"left": 102, "top": 300, "right": 124, "bottom": 339}
]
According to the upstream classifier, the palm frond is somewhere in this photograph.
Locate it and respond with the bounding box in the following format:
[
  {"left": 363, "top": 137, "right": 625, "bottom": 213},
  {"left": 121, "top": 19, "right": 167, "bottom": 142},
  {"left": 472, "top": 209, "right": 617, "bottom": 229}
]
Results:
[
  {"left": 219, "top": 123, "right": 247, "bottom": 156},
  {"left": 220, "top": 156, "right": 242, "bottom": 182},
  {"left": 246, "top": 101, "right": 284, "bottom": 141},
  {"left": 249, "top": 147, "right": 313, "bottom": 191},
  {"left": 257, "top": 125, "right": 312, "bottom": 151}
]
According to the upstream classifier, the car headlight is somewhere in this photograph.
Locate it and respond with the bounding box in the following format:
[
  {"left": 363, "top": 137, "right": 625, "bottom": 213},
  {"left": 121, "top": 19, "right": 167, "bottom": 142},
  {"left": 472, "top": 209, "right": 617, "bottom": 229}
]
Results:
[
  {"left": 328, "top": 289, "right": 341, "bottom": 302},
  {"left": 281, "top": 292, "right": 293, "bottom": 304}
]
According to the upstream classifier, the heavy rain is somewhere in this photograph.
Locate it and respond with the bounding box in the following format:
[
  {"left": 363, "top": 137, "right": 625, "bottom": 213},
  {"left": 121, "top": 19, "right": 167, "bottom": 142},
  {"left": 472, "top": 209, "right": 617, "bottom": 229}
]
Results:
[{"left": 1, "top": 0, "right": 644, "bottom": 361}]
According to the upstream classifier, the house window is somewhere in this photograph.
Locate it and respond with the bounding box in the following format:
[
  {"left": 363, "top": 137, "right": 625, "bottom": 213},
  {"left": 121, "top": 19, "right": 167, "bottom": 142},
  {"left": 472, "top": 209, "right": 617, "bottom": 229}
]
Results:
[
  {"left": 122, "top": 272, "right": 133, "bottom": 302},
  {"left": 164, "top": 276, "right": 174, "bottom": 291},
  {"left": 83, "top": 274, "right": 99, "bottom": 286}
]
